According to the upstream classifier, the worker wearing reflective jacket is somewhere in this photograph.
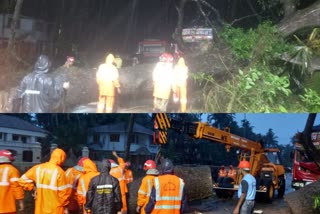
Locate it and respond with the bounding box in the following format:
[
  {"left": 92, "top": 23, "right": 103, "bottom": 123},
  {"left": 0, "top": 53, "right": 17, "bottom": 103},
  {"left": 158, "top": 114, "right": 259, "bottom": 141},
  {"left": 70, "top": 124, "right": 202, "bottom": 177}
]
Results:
[
  {"left": 124, "top": 161, "right": 133, "bottom": 185},
  {"left": 136, "top": 160, "right": 159, "bottom": 214},
  {"left": 152, "top": 53, "right": 174, "bottom": 112},
  {"left": 110, "top": 151, "right": 128, "bottom": 214},
  {"left": 96, "top": 53, "right": 121, "bottom": 113},
  {"left": 173, "top": 57, "right": 188, "bottom": 112},
  {"left": 76, "top": 158, "right": 99, "bottom": 213},
  {"left": 18, "top": 148, "right": 70, "bottom": 214},
  {"left": 65, "top": 157, "right": 88, "bottom": 214},
  {"left": 145, "top": 159, "right": 187, "bottom": 214},
  {"left": 16, "top": 54, "right": 66, "bottom": 113},
  {"left": 0, "top": 150, "right": 24, "bottom": 213}
]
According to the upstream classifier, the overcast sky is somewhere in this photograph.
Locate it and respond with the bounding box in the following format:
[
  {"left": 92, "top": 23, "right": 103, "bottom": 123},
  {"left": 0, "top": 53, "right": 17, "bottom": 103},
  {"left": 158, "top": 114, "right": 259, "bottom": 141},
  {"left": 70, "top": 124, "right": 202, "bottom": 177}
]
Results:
[
  {"left": 203, "top": 113, "right": 320, "bottom": 145},
  {"left": 235, "top": 113, "right": 313, "bottom": 145}
]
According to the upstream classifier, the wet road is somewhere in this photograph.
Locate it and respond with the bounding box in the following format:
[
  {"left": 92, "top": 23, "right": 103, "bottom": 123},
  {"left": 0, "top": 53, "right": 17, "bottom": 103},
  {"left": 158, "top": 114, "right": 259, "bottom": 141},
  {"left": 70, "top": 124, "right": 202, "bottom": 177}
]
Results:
[{"left": 186, "top": 173, "right": 293, "bottom": 214}]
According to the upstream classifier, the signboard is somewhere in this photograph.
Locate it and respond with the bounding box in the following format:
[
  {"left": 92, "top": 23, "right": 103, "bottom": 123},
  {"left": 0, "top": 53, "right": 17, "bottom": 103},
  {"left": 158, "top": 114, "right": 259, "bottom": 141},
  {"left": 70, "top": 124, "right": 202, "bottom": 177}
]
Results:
[{"left": 182, "top": 28, "right": 213, "bottom": 43}]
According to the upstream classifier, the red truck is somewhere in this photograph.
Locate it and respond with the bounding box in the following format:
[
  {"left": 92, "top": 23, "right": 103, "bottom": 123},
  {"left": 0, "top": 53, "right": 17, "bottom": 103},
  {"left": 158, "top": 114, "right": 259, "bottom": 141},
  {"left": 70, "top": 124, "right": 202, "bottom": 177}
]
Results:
[{"left": 292, "top": 126, "right": 320, "bottom": 190}]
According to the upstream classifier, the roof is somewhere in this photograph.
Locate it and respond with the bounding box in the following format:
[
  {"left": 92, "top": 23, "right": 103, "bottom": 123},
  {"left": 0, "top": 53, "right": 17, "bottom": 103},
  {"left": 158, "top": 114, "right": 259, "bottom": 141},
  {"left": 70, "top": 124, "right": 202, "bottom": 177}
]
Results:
[
  {"left": 91, "top": 122, "right": 153, "bottom": 135},
  {"left": 0, "top": 115, "right": 48, "bottom": 134}
]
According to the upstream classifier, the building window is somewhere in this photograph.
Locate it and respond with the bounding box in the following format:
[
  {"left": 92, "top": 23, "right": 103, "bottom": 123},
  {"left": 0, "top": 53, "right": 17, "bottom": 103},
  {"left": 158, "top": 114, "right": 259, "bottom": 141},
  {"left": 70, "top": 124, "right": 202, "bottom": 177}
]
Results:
[
  {"left": 0, "top": 132, "right": 2, "bottom": 140},
  {"left": 21, "top": 136, "right": 27, "bottom": 143},
  {"left": 23, "top": 151, "right": 33, "bottom": 162},
  {"left": 12, "top": 134, "right": 19, "bottom": 141},
  {"left": 110, "top": 134, "right": 120, "bottom": 142}
]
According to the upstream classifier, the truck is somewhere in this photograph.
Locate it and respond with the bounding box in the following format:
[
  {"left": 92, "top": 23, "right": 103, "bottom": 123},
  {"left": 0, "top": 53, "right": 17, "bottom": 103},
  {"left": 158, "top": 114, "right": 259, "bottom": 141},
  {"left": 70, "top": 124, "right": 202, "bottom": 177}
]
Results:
[
  {"left": 153, "top": 113, "right": 286, "bottom": 202},
  {"left": 135, "top": 39, "right": 183, "bottom": 64},
  {"left": 291, "top": 125, "right": 320, "bottom": 190}
]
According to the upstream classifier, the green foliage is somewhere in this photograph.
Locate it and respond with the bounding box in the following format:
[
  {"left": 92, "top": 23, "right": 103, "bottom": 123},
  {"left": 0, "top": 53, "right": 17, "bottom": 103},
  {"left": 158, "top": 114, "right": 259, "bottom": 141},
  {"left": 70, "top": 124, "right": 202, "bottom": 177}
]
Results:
[
  {"left": 299, "top": 88, "right": 320, "bottom": 112},
  {"left": 231, "top": 66, "right": 292, "bottom": 112},
  {"left": 220, "top": 22, "right": 291, "bottom": 65},
  {"left": 313, "top": 195, "right": 320, "bottom": 211}
]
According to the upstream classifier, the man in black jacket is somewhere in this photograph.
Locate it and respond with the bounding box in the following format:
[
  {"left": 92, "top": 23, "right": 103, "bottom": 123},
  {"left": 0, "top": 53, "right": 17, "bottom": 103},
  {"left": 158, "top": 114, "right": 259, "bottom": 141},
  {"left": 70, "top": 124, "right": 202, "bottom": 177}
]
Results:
[
  {"left": 85, "top": 159, "right": 122, "bottom": 214},
  {"left": 16, "top": 54, "right": 67, "bottom": 112}
]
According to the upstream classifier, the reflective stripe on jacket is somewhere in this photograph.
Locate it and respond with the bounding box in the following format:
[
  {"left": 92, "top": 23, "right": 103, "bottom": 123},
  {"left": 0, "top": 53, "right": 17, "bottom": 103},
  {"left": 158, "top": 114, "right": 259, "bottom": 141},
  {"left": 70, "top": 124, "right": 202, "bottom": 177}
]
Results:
[
  {"left": 0, "top": 164, "right": 24, "bottom": 213},
  {"left": 110, "top": 157, "right": 127, "bottom": 212},
  {"left": 137, "top": 174, "right": 157, "bottom": 214},
  {"left": 18, "top": 148, "right": 70, "bottom": 214},
  {"left": 124, "top": 169, "right": 133, "bottom": 184},
  {"left": 65, "top": 167, "right": 83, "bottom": 211},
  {"left": 145, "top": 174, "right": 185, "bottom": 214},
  {"left": 76, "top": 159, "right": 99, "bottom": 212}
]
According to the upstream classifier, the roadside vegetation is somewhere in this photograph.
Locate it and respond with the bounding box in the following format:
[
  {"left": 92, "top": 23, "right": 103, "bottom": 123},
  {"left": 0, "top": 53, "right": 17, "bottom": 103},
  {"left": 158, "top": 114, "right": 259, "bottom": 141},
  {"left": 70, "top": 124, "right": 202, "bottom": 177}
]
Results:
[{"left": 190, "top": 23, "right": 320, "bottom": 112}]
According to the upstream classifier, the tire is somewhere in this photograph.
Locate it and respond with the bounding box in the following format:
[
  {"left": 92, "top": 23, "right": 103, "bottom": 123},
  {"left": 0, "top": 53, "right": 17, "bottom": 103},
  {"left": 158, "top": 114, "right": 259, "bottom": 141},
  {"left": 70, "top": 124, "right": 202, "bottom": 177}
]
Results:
[
  {"left": 256, "top": 179, "right": 274, "bottom": 203},
  {"left": 278, "top": 175, "right": 286, "bottom": 198}
]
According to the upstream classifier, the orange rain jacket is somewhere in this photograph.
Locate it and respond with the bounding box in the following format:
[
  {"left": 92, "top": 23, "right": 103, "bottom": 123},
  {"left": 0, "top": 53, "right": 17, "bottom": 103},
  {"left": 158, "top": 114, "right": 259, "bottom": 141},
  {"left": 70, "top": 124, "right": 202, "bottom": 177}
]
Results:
[
  {"left": 76, "top": 159, "right": 99, "bottom": 212},
  {"left": 145, "top": 174, "right": 187, "bottom": 214},
  {"left": 137, "top": 169, "right": 159, "bottom": 214},
  {"left": 227, "top": 167, "right": 237, "bottom": 181},
  {"left": 96, "top": 54, "right": 121, "bottom": 97},
  {"left": 110, "top": 157, "right": 127, "bottom": 212},
  {"left": 0, "top": 163, "right": 24, "bottom": 213},
  {"left": 65, "top": 166, "right": 84, "bottom": 212},
  {"left": 153, "top": 62, "right": 174, "bottom": 100},
  {"left": 124, "top": 168, "right": 133, "bottom": 184},
  {"left": 18, "top": 148, "right": 70, "bottom": 214},
  {"left": 219, "top": 168, "right": 227, "bottom": 177}
]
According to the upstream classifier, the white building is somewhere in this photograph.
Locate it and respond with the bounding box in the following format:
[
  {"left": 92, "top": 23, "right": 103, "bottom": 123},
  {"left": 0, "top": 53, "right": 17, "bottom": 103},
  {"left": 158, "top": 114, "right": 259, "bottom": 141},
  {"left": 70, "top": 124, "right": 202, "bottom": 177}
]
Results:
[
  {"left": 87, "top": 122, "right": 158, "bottom": 169},
  {"left": 0, "top": 115, "right": 48, "bottom": 170}
]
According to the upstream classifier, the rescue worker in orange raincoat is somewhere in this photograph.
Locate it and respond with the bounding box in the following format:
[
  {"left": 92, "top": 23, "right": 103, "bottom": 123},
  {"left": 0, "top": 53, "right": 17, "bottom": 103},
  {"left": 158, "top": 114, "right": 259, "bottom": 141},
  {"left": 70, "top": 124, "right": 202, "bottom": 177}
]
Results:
[
  {"left": 76, "top": 158, "right": 99, "bottom": 213},
  {"left": 173, "top": 57, "right": 188, "bottom": 112},
  {"left": 110, "top": 151, "right": 128, "bottom": 214},
  {"left": 218, "top": 165, "right": 227, "bottom": 183},
  {"left": 145, "top": 158, "right": 187, "bottom": 214},
  {"left": 18, "top": 148, "right": 70, "bottom": 214},
  {"left": 124, "top": 161, "right": 133, "bottom": 185},
  {"left": 152, "top": 53, "right": 174, "bottom": 112},
  {"left": 96, "top": 53, "right": 121, "bottom": 113},
  {"left": 227, "top": 165, "right": 237, "bottom": 182},
  {"left": 0, "top": 150, "right": 24, "bottom": 213},
  {"left": 136, "top": 160, "right": 159, "bottom": 214},
  {"left": 65, "top": 157, "right": 88, "bottom": 214}
]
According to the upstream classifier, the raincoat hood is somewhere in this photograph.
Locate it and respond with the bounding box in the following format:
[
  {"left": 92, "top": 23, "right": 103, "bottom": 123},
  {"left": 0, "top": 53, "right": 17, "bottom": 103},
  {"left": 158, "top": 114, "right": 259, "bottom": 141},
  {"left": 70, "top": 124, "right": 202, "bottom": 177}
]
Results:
[
  {"left": 146, "top": 168, "right": 159, "bottom": 175},
  {"left": 100, "top": 159, "right": 111, "bottom": 173},
  {"left": 161, "top": 158, "right": 174, "bottom": 174},
  {"left": 105, "top": 54, "right": 115, "bottom": 65},
  {"left": 34, "top": 54, "right": 51, "bottom": 74},
  {"left": 83, "top": 158, "right": 98, "bottom": 173},
  {"left": 49, "top": 148, "right": 66, "bottom": 166}
]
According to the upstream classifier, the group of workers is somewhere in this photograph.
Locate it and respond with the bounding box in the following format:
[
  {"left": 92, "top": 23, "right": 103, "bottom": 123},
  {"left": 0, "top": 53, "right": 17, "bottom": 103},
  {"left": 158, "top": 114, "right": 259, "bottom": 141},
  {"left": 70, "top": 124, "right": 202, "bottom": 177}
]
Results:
[
  {"left": 13, "top": 51, "right": 188, "bottom": 113},
  {"left": 218, "top": 164, "right": 238, "bottom": 182},
  {"left": 96, "top": 52, "right": 188, "bottom": 113},
  {"left": 0, "top": 149, "right": 188, "bottom": 214}
]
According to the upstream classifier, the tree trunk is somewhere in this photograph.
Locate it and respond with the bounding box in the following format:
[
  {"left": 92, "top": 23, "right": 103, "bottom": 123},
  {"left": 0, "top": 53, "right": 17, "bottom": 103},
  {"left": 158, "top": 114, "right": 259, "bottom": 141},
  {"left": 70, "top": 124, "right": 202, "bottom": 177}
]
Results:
[
  {"left": 278, "top": 0, "right": 320, "bottom": 36},
  {"left": 124, "top": 114, "right": 134, "bottom": 161},
  {"left": 172, "top": 0, "right": 188, "bottom": 50},
  {"left": 7, "top": 0, "right": 24, "bottom": 51},
  {"left": 299, "top": 113, "right": 320, "bottom": 168}
]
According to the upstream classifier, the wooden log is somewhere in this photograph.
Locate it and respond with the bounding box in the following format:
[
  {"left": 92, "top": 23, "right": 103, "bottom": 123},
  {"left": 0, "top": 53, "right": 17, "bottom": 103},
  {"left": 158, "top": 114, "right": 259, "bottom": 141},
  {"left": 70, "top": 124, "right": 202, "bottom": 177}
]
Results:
[
  {"left": 285, "top": 180, "right": 320, "bottom": 214},
  {"left": 127, "top": 165, "right": 213, "bottom": 213}
]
